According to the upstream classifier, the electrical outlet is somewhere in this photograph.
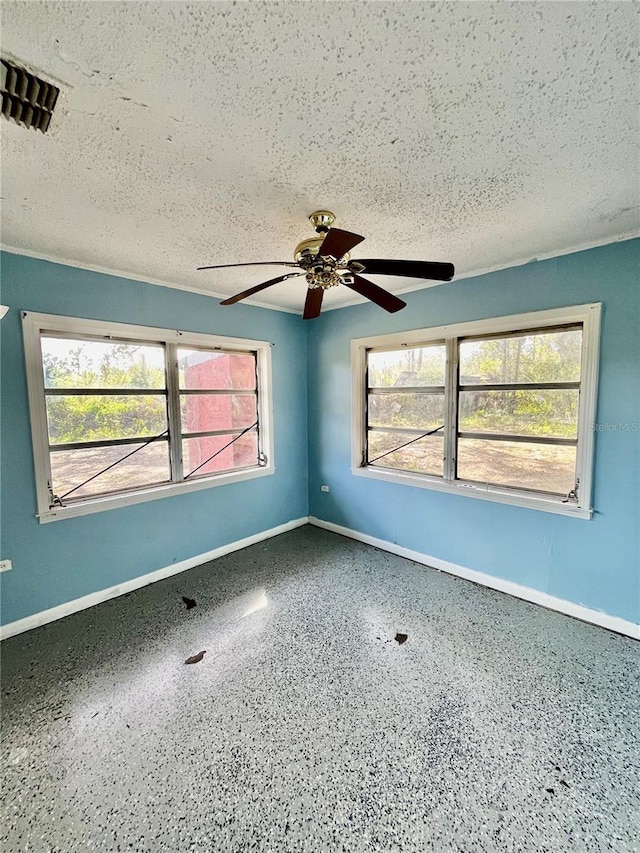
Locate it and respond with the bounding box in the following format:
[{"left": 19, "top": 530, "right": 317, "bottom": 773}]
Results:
[
  {"left": 0, "top": 559, "right": 12, "bottom": 572},
  {"left": 321, "top": 485, "right": 330, "bottom": 493}
]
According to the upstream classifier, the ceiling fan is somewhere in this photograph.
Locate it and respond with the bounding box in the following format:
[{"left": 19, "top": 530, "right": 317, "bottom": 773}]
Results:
[{"left": 198, "top": 211, "right": 455, "bottom": 320}]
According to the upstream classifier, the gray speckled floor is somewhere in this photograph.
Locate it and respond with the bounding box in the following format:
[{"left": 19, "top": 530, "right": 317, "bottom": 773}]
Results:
[{"left": 1, "top": 526, "right": 639, "bottom": 852}]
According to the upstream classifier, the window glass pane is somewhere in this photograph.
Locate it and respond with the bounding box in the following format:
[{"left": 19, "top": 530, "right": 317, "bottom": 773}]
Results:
[
  {"left": 368, "top": 394, "right": 445, "bottom": 431},
  {"left": 459, "top": 328, "right": 582, "bottom": 385},
  {"left": 50, "top": 441, "right": 170, "bottom": 501},
  {"left": 42, "top": 338, "right": 165, "bottom": 389},
  {"left": 183, "top": 431, "right": 258, "bottom": 478},
  {"left": 458, "top": 389, "right": 579, "bottom": 439},
  {"left": 457, "top": 438, "right": 576, "bottom": 494},
  {"left": 368, "top": 345, "right": 445, "bottom": 388},
  {"left": 46, "top": 395, "right": 168, "bottom": 445},
  {"left": 180, "top": 394, "right": 257, "bottom": 435},
  {"left": 178, "top": 349, "right": 256, "bottom": 391},
  {"left": 367, "top": 430, "right": 444, "bottom": 477}
]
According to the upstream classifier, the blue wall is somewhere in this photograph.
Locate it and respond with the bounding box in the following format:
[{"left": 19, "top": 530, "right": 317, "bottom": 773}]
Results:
[
  {"left": 0, "top": 253, "right": 309, "bottom": 625},
  {"left": 307, "top": 239, "right": 639, "bottom": 624},
  {"left": 1, "top": 241, "right": 638, "bottom": 629}
]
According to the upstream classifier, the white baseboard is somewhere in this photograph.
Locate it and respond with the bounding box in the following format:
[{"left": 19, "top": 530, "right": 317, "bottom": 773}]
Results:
[
  {"left": 309, "top": 516, "right": 640, "bottom": 641},
  {"left": 0, "top": 517, "right": 309, "bottom": 641},
  {"left": 5, "top": 515, "right": 637, "bottom": 642}
]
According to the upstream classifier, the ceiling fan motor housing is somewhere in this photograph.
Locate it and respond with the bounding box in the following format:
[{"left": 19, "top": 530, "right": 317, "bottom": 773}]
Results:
[
  {"left": 295, "top": 212, "right": 351, "bottom": 289},
  {"left": 294, "top": 237, "right": 324, "bottom": 262}
]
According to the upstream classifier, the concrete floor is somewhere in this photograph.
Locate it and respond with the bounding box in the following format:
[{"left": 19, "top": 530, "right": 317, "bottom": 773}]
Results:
[{"left": 1, "top": 526, "right": 638, "bottom": 852}]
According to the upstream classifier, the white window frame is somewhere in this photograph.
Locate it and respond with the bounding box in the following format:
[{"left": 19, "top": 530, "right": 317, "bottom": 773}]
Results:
[
  {"left": 22, "top": 312, "right": 275, "bottom": 523},
  {"left": 351, "top": 304, "right": 601, "bottom": 519}
]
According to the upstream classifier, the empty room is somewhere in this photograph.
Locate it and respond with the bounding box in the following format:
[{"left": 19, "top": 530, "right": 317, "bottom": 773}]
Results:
[{"left": 1, "top": 2, "right": 638, "bottom": 851}]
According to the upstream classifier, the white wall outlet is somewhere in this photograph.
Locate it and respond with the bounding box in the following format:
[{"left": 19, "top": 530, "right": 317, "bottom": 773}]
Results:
[
  {"left": 321, "top": 485, "right": 330, "bottom": 493},
  {"left": 0, "top": 559, "right": 12, "bottom": 572}
]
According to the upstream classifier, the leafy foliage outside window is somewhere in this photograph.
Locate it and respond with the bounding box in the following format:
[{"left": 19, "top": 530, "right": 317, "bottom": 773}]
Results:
[
  {"left": 43, "top": 340, "right": 167, "bottom": 444},
  {"left": 40, "top": 336, "right": 260, "bottom": 504},
  {"left": 366, "top": 327, "right": 582, "bottom": 496},
  {"left": 458, "top": 329, "right": 581, "bottom": 443}
]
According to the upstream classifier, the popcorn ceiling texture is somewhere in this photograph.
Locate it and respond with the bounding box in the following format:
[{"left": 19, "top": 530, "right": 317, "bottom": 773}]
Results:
[{"left": 1, "top": 1, "right": 638, "bottom": 312}]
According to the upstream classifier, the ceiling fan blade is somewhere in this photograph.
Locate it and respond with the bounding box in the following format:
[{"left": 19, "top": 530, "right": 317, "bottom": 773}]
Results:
[
  {"left": 319, "top": 228, "right": 365, "bottom": 259},
  {"left": 354, "top": 259, "right": 454, "bottom": 281},
  {"left": 220, "top": 273, "right": 303, "bottom": 305},
  {"left": 343, "top": 274, "right": 406, "bottom": 313},
  {"left": 302, "top": 287, "right": 324, "bottom": 320},
  {"left": 198, "top": 261, "right": 299, "bottom": 271}
]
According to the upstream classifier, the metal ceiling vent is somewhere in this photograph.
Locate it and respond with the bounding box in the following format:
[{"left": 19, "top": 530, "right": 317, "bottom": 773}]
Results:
[{"left": 1, "top": 59, "right": 59, "bottom": 133}]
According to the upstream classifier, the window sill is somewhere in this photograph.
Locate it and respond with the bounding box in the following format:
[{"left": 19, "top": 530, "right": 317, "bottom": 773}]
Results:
[
  {"left": 351, "top": 465, "right": 592, "bottom": 519},
  {"left": 37, "top": 465, "right": 275, "bottom": 523}
]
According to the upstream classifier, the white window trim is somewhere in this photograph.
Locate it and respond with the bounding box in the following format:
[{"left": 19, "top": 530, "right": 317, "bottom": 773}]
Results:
[
  {"left": 22, "top": 312, "right": 275, "bottom": 523},
  {"left": 351, "top": 303, "right": 601, "bottom": 519}
]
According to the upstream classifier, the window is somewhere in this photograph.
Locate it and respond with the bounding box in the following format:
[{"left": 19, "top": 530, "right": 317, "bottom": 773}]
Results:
[
  {"left": 367, "top": 343, "right": 446, "bottom": 478},
  {"left": 22, "top": 313, "right": 274, "bottom": 522},
  {"left": 353, "top": 305, "right": 601, "bottom": 518}
]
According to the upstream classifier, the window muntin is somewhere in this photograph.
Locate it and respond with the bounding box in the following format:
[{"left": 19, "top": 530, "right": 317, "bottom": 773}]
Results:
[
  {"left": 41, "top": 335, "right": 171, "bottom": 503},
  {"left": 178, "top": 394, "right": 257, "bottom": 433},
  {"left": 24, "top": 315, "right": 273, "bottom": 521},
  {"left": 458, "top": 327, "right": 582, "bottom": 385},
  {"left": 457, "top": 389, "right": 579, "bottom": 439},
  {"left": 367, "top": 429, "right": 445, "bottom": 477},
  {"left": 364, "top": 328, "right": 582, "bottom": 496},
  {"left": 367, "top": 345, "right": 446, "bottom": 387},
  {"left": 368, "top": 393, "right": 446, "bottom": 431},
  {"left": 365, "top": 343, "right": 446, "bottom": 477},
  {"left": 177, "top": 346, "right": 259, "bottom": 480},
  {"left": 456, "top": 438, "right": 577, "bottom": 495},
  {"left": 182, "top": 431, "right": 259, "bottom": 479},
  {"left": 354, "top": 305, "right": 601, "bottom": 516},
  {"left": 455, "top": 325, "right": 582, "bottom": 496},
  {"left": 41, "top": 337, "right": 167, "bottom": 390},
  {"left": 45, "top": 394, "right": 169, "bottom": 444},
  {"left": 49, "top": 442, "right": 171, "bottom": 501},
  {"left": 43, "top": 338, "right": 260, "bottom": 501},
  {"left": 177, "top": 349, "right": 257, "bottom": 390}
]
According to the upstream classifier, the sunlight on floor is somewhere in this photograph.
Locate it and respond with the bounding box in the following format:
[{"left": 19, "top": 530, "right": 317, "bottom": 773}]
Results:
[{"left": 242, "top": 589, "right": 268, "bottom": 618}]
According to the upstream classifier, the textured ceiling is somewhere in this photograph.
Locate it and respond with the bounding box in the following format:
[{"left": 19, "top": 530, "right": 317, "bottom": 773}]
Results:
[{"left": 1, "top": 1, "right": 638, "bottom": 314}]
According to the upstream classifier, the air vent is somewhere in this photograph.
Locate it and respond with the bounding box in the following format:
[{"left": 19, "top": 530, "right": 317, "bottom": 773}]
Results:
[{"left": 1, "top": 59, "right": 59, "bottom": 133}]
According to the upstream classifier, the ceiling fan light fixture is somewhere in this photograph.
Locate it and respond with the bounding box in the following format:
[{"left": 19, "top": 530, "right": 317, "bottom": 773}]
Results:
[
  {"left": 305, "top": 269, "right": 342, "bottom": 290},
  {"left": 198, "top": 209, "right": 454, "bottom": 318},
  {"left": 304, "top": 253, "right": 346, "bottom": 290}
]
